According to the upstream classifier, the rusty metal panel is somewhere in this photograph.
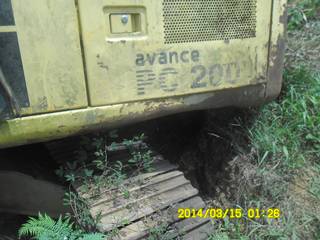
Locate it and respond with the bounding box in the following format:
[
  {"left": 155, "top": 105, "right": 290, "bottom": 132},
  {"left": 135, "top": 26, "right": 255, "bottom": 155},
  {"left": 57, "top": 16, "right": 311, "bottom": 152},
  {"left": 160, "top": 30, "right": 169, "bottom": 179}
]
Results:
[{"left": 266, "top": 0, "right": 287, "bottom": 100}]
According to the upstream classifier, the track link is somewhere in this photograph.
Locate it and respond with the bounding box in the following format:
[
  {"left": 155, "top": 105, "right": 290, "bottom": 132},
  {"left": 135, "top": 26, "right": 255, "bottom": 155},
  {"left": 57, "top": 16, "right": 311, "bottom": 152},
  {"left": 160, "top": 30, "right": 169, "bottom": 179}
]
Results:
[{"left": 46, "top": 138, "right": 213, "bottom": 239}]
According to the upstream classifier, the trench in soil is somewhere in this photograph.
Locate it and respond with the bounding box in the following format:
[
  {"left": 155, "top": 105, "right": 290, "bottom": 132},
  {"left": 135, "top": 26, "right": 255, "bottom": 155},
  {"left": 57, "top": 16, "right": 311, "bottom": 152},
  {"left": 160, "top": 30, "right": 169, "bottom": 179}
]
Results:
[
  {"left": 117, "top": 108, "right": 252, "bottom": 197},
  {"left": 0, "top": 108, "right": 253, "bottom": 238}
]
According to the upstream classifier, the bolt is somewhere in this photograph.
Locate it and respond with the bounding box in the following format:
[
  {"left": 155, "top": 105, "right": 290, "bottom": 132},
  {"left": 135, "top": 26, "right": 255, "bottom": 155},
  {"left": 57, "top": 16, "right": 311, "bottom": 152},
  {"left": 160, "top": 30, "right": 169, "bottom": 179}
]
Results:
[{"left": 121, "top": 15, "right": 129, "bottom": 24}]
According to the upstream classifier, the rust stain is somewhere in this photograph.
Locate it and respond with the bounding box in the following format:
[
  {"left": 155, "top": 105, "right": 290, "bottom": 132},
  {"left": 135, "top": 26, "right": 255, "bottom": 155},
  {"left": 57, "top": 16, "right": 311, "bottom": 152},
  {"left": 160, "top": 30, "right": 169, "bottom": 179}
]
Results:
[{"left": 266, "top": 3, "right": 287, "bottom": 100}]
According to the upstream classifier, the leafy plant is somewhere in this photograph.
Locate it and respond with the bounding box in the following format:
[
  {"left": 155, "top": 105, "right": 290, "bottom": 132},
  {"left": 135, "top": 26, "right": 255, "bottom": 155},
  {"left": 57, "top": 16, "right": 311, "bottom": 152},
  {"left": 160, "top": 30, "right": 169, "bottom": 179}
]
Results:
[
  {"left": 128, "top": 149, "right": 154, "bottom": 173},
  {"left": 55, "top": 132, "right": 154, "bottom": 232},
  {"left": 19, "top": 213, "right": 104, "bottom": 240},
  {"left": 125, "top": 134, "right": 155, "bottom": 173},
  {"left": 288, "top": 0, "right": 320, "bottom": 30},
  {"left": 147, "top": 224, "right": 174, "bottom": 240},
  {"left": 288, "top": 6, "right": 308, "bottom": 30},
  {"left": 310, "top": 165, "right": 320, "bottom": 199},
  {"left": 207, "top": 219, "right": 248, "bottom": 240},
  {"left": 63, "top": 191, "right": 102, "bottom": 232}
]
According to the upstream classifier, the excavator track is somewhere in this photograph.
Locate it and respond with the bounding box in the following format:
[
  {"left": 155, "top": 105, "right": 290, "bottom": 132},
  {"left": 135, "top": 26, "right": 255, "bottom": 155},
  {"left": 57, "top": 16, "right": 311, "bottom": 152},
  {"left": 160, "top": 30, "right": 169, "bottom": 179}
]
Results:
[{"left": 46, "top": 139, "right": 213, "bottom": 239}]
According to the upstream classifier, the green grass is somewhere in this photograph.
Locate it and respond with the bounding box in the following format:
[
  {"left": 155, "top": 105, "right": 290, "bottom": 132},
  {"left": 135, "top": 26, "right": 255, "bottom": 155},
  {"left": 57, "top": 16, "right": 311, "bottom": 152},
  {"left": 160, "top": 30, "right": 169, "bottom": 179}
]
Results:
[
  {"left": 209, "top": 66, "right": 320, "bottom": 237},
  {"left": 310, "top": 164, "right": 320, "bottom": 199},
  {"left": 208, "top": 7, "right": 320, "bottom": 237},
  {"left": 243, "top": 67, "right": 320, "bottom": 239},
  {"left": 249, "top": 67, "right": 320, "bottom": 170},
  {"left": 207, "top": 67, "right": 320, "bottom": 238},
  {"left": 288, "top": 0, "right": 320, "bottom": 30}
]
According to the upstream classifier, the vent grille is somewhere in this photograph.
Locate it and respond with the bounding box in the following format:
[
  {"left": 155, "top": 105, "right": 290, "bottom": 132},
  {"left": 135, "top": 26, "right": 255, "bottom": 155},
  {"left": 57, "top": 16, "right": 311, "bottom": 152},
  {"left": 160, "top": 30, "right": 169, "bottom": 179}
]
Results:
[{"left": 163, "top": 0, "right": 257, "bottom": 44}]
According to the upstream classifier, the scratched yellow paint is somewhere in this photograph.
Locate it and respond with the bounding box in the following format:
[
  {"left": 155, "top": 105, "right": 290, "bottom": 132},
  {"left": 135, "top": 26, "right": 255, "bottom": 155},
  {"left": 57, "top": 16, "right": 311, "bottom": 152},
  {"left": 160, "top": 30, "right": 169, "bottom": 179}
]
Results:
[
  {"left": 78, "top": 0, "right": 272, "bottom": 106},
  {"left": 11, "top": 0, "right": 87, "bottom": 114},
  {"left": 0, "top": 96, "right": 185, "bottom": 148},
  {"left": 0, "top": 0, "right": 287, "bottom": 148}
]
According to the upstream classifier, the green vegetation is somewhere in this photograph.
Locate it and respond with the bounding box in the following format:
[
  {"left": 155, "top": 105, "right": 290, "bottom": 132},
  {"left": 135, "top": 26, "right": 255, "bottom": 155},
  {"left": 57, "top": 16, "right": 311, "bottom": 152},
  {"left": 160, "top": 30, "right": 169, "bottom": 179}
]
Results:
[
  {"left": 147, "top": 224, "right": 172, "bottom": 240},
  {"left": 208, "top": 69, "right": 320, "bottom": 239},
  {"left": 288, "top": 0, "right": 320, "bottom": 30},
  {"left": 18, "top": 133, "right": 155, "bottom": 239},
  {"left": 19, "top": 214, "right": 104, "bottom": 240},
  {"left": 208, "top": 1, "right": 320, "bottom": 239},
  {"left": 250, "top": 67, "right": 320, "bottom": 169},
  {"left": 55, "top": 133, "right": 153, "bottom": 233},
  {"left": 18, "top": 2, "right": 320, "bottom": 239}
]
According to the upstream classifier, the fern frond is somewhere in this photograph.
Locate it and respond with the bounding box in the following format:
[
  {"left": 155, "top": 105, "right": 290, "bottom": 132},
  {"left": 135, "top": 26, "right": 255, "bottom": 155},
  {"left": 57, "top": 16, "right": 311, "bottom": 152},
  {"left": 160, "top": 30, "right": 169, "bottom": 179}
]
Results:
[
  {"left": 19, "top": 213, "right": 73, "bottom": 240},
  {"left": 19, "top": 213, "right": 105, "bottom": 240}
]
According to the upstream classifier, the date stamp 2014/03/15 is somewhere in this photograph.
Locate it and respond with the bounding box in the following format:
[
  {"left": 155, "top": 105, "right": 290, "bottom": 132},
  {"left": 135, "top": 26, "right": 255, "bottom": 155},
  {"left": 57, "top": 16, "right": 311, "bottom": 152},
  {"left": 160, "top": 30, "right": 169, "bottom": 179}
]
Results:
[{"left": 178, "top": 208, "right": 281, "bottom": 220}]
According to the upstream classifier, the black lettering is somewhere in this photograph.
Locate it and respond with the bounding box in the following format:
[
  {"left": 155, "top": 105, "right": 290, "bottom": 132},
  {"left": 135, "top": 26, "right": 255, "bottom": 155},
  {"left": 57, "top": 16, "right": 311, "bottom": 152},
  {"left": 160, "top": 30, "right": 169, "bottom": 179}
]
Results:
[
  {"left": 146, "top": 53, "right": 156, "bottom": 65},
  {"left": 159, "top": 68, "right": 178, "bottom": 92},
  {"left": 169, "top": 52, "right": 179, "bottom": 64},
  {"left": 159, "top": 52, "right": 168, "bottom": 65},
  {"left": 136, "top": 54, "right": 145, "bottom": 66},
  {"left": 136, "top": 70, "right": 156, "bottom": 95},
  {"left": 136, "top": 50, "right": 201, "bottom": 66},
  {"left": 209, "top": 64, "right": 223, "bottom": 86},
  {"left": 180, "top": 51, "right": 189, "bottom": 63},
  {"left": 191, "top": 65, "right": 207, "bottom": 88},
  {"left": 191, "top": 50, "right": 200, "bottom": 62},
  {"left": 225, "top": 62, "right": 240, "bottom": 84}
]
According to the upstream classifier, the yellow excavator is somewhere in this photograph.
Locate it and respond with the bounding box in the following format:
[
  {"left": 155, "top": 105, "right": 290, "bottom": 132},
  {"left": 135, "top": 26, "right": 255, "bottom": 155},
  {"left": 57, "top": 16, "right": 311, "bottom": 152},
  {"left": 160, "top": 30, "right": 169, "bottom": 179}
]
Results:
[{"left": 0, "top": 0, "right": 287, "bottom": 238}]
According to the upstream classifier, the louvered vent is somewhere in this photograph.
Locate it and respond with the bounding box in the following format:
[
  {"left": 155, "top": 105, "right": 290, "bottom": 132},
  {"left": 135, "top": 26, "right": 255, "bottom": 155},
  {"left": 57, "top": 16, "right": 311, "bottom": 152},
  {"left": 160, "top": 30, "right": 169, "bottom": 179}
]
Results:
[{"left": 163, "top": 0, "right": 257, "bottom": 44}]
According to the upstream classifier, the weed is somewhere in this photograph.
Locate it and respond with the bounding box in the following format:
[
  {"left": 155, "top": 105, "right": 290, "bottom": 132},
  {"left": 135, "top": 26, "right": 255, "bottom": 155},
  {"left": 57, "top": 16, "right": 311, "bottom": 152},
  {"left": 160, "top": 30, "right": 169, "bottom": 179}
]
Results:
[
  {"left": 310, "top": 165, "right": 320, "bottom": 199},
  {"left": 63, "top": 191, "right": 102, "bottom": 232},
  {"left": 147, "top": 223, "right": 175, "bottom": 240},
  {"left": 207, "top": 61, "right": 320, "bottom": 239},
  {"left": 124, "top": 134, "right": 155, "bottom": 173},
  {"left": 128, "top": 150, "right": 154, "bottom": 173},
  {"left": 249, "top": 67, "right": 320, "bottom": 170},
  {"left": 208, "top": 219, "right": 248, "bottom": 240},
  {"left": 55, "top": 132, "right": 154, "bottom": 232},
  {"left": 19, "top": 213, "right": 104, "bottom": 240},
  {"left": 288, "top": 0, "right": 320, "bottom": 30}
]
